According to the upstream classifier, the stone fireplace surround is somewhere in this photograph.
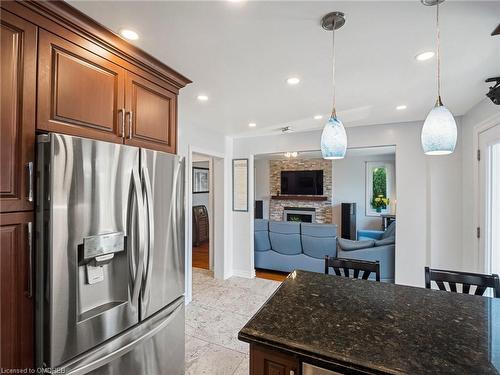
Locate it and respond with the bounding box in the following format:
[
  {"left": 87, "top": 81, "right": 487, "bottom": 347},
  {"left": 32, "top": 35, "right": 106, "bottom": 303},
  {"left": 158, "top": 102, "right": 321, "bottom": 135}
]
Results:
[{"left": 269, "top": 159, "right": 333, "bottom": 224}]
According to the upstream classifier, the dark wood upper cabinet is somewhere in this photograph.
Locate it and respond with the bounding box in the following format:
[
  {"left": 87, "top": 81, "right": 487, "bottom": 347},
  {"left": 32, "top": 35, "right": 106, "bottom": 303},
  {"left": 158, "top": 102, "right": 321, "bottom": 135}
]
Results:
[
  {"left": 0, "top": 211, "right": 34, "bottom": 370},
  {"left": 125, "top": 72, "right": 177, "bottom": 153},
  {"left": 0, "top": 1, "right": 190, "bottom": 370},
  {"left": 0, "top": 11, "right": 37, "bottom": 213},
  {"left": 37, "top": 29, "right": 126, "bottom": 143}
]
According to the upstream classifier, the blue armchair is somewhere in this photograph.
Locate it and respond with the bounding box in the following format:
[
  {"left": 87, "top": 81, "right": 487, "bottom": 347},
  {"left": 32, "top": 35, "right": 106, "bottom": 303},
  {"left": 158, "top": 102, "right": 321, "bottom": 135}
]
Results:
[
  {"left": 337, "top": 221, "right": 396, "bottom": 282},
  {"left": 358, "top": 221, "right": 396, "bottom": 241}
]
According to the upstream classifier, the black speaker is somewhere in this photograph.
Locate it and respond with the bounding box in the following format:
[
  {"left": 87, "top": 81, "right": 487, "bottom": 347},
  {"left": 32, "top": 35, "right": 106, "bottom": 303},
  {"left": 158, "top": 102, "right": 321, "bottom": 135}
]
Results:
[
  {"left": 255, "top": 200, "right": 263, "bottom": 219},
  {"left": 341, "top": 203, "right": 356, "bottom": 240}
]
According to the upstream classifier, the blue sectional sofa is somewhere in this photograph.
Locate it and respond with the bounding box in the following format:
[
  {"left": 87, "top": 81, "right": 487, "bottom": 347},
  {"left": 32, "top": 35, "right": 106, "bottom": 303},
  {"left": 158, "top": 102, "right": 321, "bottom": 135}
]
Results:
[{"left": 254, "top": 219, "right": 395, "bottom": 282}]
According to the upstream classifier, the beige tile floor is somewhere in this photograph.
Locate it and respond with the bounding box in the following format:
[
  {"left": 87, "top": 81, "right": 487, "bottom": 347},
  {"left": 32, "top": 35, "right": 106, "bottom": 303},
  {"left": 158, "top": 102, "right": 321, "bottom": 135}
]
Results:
[{"left": 185, "top": 268, "right": 280, "bottom": 375}]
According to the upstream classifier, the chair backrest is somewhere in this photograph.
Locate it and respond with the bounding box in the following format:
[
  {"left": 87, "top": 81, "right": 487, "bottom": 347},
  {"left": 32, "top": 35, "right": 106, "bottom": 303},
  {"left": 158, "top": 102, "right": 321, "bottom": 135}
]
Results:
[
  {"left": 325, "top": 256, "right": 380, "bottom": 282},
  {"left": 425, "top": 267, "right": 500, "bottom": 297}
]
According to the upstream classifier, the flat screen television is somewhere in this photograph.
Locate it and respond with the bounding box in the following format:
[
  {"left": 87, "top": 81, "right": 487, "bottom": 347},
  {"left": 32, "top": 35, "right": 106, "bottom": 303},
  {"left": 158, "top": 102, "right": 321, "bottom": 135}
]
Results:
[{"left": 280, "top": 170, "right": 323, "bottom": 195}]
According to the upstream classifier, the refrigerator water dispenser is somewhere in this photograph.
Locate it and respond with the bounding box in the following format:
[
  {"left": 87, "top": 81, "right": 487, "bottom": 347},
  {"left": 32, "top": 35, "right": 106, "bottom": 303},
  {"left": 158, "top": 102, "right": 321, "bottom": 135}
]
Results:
[{"left": 81, "top": 232, "right": 125, "bottom": 284}]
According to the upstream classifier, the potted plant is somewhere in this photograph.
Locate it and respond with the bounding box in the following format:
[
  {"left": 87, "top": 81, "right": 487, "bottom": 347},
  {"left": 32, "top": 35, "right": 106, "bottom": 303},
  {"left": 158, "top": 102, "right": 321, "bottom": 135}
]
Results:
[{"left": 371, "top": 194, "right": 389, "bottom": 213}]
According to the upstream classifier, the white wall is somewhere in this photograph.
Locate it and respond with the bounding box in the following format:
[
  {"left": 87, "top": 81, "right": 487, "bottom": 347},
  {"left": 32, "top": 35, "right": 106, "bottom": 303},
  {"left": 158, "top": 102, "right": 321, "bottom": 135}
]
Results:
[
  {"left": 254, "top": 159, "right": 270, "bottom": 220},
  {"left": 332, "top": 154, "right": 396, "bottom": 231},
  {"left": 460, "top": 98, "right": 500, "bottom": 272},
  {"left": 177, "top": 120, "right": 226, "bottom": 158},
  {"left": 232, "top": 119, "right": 464, "bottom": 287}
]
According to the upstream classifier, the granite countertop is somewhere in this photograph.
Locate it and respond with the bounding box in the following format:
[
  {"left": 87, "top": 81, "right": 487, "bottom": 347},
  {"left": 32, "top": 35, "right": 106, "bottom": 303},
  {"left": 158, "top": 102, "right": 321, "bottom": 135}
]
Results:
[{"left": 238, "top": 270, "right": 500, "bottom": 374}]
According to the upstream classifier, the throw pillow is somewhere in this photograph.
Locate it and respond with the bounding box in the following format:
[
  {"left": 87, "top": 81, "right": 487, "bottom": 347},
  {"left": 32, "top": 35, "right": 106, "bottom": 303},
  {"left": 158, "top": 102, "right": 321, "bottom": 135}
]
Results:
[
  {"left": 375, "top": 236, "right": 395, "bottom": 247},
  {"left": 338, "top": 238, "right": 375, "bottom": 251}
]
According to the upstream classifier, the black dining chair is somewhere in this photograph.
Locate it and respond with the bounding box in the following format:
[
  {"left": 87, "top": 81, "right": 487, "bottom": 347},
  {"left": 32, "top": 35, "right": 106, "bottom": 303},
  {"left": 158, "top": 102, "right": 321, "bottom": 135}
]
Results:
[
  {"left": 424, "top": 266, "right": 500, "bottom": 298},
  {"left": 325, "top": 256, "right": 380, "bottom": 282}
]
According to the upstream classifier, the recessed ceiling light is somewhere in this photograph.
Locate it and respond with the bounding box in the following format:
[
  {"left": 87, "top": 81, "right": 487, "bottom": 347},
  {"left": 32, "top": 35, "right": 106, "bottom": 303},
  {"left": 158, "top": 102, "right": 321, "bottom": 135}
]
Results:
[
  {"left": 248, "top": 122, "right": 257, "bottom": 128},
  {"left": 119, "top": 29, "right": 139, "bottom": 41},
  {"left": 314, "top": 115, "right": 323, "bottom": 120},
  {"left": 286, "top": 77, "right": 300, "bottom": 85},
  {"left": 197, "top": 95, "right": 209, "bottom": 101},
  {"left": 415, "top": 51, "right": 435, "bottom": 61},
  {"left": 396, "top": 105, "right": 407, "bottom": 110},
  {"left": 227, "top": 0, "right": 245, "bottom": 2}
]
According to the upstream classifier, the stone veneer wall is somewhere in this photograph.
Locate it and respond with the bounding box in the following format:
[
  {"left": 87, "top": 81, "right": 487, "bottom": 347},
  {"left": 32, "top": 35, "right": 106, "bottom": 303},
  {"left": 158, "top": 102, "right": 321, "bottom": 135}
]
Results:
[{"left": 269, "top": 159, "right": 333, "bottom": 224}]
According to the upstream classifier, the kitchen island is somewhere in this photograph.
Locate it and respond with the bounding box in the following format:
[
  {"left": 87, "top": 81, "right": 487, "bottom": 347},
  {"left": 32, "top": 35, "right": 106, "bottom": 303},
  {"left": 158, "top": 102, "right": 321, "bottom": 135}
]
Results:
[{"left": 238, "top": 270, "right": 500, "bottom": 374}]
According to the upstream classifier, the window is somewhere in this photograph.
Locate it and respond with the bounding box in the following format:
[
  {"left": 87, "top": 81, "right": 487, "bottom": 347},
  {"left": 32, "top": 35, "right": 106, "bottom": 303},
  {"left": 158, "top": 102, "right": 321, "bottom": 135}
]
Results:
[{"left": 365, "top": 161, "right": 395, "bottom": 216}]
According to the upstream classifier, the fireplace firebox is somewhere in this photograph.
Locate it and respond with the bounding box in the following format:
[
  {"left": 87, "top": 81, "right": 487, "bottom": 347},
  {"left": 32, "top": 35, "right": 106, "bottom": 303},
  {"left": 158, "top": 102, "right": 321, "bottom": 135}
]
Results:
[{"left": 283, "top": 207, "right": 316, "bottom": 223}]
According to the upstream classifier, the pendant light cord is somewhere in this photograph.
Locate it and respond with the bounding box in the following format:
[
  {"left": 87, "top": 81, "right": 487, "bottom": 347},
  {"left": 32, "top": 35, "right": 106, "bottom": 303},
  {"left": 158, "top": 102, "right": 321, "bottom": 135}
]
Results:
[
  {"left": 436, "top": 1, "right": 442, "bottom": 106},
  {"left": 331, "top": 18, "right": 337, "bottom": 118}
]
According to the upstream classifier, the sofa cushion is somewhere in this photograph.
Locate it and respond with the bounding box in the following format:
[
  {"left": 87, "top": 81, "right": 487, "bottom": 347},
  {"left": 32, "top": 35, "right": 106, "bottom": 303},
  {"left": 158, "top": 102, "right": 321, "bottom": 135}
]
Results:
[
  {"left": 254, "top": 250, "right": 326, "bottom": 274},
  {"left": 301, "top": 223, "right": 337, "bottom": 259},
  {"left": 338, "top": 238, "right": 375, "bottom": 251},
  {"left": 269, "top": 221, "right": 302, "bottom": 255},
  {"left": 254, "top": 219, "right": 271, "bottom": 252},
  {"left": 254, "top": 218, "right": 269, "bottom": 232},
  {"left": 375, "top": 235, "right": 395, "bottom": 247},
  {"left": 382, "top": 221, "right": 396, "bottom": 239}
]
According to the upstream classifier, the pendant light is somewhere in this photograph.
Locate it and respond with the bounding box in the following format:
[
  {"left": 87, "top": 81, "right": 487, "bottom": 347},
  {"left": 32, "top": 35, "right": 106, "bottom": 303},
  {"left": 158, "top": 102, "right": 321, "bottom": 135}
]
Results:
[
  {"left": 320, "top": 12, "right": 347, "bottom": 160},
  {"left": 420, "top": 0, "right": 457, "bottom": 155}
]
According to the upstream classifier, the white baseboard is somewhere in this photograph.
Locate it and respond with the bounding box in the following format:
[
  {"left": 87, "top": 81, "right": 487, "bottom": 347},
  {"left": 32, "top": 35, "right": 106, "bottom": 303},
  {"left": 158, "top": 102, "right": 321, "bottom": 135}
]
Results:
[{"left": 232, "top": 268, "right": 255, "bottom": 279}]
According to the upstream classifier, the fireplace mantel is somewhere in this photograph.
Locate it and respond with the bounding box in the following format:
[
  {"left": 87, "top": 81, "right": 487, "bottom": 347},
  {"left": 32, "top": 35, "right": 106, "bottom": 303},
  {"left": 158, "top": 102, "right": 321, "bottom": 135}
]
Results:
[{"left": 271, "top": 195, "right": 328, "bottom": 202}]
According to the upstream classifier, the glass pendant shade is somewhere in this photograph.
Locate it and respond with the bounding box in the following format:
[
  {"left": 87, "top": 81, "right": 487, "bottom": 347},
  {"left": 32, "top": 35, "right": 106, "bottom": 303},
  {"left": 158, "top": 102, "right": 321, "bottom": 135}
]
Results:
[
  {"left": 321, "top": 115, "right": 347, "bottom": 159},
  {"left": 421, "top": 104, "right": 457, "bottom": 155}
]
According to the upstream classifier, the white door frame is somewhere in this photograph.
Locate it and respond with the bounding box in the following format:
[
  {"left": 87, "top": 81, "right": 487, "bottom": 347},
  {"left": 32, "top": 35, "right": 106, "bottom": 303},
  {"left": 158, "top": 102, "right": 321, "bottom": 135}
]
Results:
[
  {"left": 186, "top": 145, "right": 225, "bottom": 304},
  {"left": 479, "top": 125, "right": 500, "bottom": 275},
  {"left": 472, "top": 112, "right": 500, "bottom": 273}
]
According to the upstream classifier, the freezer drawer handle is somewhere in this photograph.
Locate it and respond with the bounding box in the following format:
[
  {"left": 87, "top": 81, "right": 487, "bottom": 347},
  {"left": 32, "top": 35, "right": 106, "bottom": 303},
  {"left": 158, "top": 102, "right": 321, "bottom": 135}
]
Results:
[{"left": 58, "top": 298, "right": 184, "bottom": 375}]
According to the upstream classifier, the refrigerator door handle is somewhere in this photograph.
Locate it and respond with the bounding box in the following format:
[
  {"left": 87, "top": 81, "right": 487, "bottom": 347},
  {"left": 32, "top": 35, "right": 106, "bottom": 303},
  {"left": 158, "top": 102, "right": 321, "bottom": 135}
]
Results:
[
  {"left": 130, "top": 167, "right": 146, "bottom": 306},
  {"left": 171, "top": 159, "right": 183, "bottom": 272},
  {"left": 141, "top": 166, "right": 154, "bottom": 304}
]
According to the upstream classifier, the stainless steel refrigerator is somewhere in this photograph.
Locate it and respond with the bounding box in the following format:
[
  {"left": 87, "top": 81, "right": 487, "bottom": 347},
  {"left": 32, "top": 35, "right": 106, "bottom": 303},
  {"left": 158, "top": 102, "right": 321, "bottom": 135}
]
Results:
[{"left": 35, "top": 133, "right": 185, "bottom": 374}]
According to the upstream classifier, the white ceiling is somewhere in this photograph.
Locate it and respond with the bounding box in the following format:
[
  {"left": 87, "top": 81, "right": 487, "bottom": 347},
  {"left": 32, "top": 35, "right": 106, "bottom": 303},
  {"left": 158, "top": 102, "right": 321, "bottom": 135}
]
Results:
[
  {"left": 69, "top": 1, "right": 500, "bottom": 137},
  {"left": 254, "top": 145, "right": 395, "bottom": 160}
]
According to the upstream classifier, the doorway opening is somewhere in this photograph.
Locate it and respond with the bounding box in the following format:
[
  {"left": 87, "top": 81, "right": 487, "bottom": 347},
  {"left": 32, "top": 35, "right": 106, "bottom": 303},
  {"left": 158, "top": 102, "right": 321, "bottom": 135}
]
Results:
[
  {"left": 191, "top": 154, "right": 209, "bottom": 270},
  {"left": 186, "top": 147, "right": 225, "bottom": 304},
  {"left": 191, "top": 153, "right": 213, "bottom": 271}
]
